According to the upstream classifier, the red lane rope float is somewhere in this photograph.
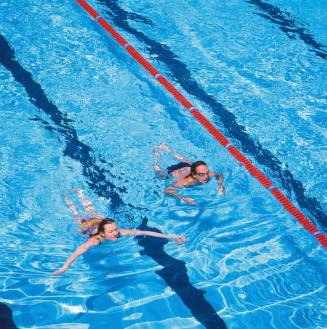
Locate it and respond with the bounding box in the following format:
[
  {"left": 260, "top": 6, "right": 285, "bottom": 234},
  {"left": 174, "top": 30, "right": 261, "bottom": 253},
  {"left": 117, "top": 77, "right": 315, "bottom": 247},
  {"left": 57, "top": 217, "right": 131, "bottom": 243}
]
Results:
[{"left": 76, "top": 0, "right": 326, "bottom": 249}]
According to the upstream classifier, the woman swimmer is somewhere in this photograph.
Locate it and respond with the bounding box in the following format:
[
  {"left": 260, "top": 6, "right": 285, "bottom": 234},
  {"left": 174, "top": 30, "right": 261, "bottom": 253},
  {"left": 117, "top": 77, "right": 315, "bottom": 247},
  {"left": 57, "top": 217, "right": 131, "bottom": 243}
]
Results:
[{"left": 52, "top": 190, "right": 186, "bottom": 275}]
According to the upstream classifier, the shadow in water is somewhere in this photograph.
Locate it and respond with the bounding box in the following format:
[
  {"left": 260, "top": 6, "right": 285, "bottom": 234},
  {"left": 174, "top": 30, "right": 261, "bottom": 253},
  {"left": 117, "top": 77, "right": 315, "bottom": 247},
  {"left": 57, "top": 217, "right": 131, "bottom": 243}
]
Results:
[
  {"left": 247, "top": 0, "right": 327, "bottom": 60},
  {"left": 136, "top": 217, "right": 227, "bottom": 329},
  {"left": 0, "top": 303, "right": 19, "bottom": 329}
]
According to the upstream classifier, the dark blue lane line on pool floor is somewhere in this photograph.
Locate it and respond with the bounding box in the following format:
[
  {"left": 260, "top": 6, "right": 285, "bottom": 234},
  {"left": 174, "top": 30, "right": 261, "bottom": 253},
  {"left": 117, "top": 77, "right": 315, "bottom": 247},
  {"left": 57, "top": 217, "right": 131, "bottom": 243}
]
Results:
[
  {"left": 98, "top": 0, "right": 326, "bottom": 231},
  {"left": 0, "top": 33, "right": 138, "bottom": 223},
  {"left": 0, "top": 303, "right": 18, "bottom": 329},
  {"left": 137, "top": 217, "right": 227, "bottom": 329},
  {"left": 247, "top": 0, "right": 327, "bottom": 60}
]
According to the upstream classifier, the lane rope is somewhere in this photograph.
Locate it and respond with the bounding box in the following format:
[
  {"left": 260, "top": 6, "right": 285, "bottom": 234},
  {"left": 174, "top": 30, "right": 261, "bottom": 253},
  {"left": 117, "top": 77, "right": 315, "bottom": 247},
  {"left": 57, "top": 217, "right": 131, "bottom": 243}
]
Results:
[{"left": 76, "top": 0, "right": 326, "bottom": 249}]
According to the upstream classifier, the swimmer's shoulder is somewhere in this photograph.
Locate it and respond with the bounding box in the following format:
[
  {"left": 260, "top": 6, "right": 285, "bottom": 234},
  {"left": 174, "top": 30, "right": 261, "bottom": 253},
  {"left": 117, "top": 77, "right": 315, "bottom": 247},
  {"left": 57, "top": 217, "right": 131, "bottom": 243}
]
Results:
[
  {"left": 179, "top": 175, "right": 196, "bottom": 186},
  {"left": 88, "top": 235, "right": 103, "bottom": 246}
]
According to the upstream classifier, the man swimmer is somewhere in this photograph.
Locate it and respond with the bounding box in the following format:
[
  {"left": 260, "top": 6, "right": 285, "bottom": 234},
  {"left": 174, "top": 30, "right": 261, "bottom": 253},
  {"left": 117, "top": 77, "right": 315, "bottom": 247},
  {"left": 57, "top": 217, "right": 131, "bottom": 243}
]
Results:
[{"left": 153, "top": 144, "right": 225, "bottom": 205}]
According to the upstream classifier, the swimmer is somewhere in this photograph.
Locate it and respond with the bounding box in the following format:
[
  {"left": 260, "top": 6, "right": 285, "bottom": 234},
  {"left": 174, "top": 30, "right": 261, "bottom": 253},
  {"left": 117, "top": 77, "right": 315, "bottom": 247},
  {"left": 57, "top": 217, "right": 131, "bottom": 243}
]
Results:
[
  {"left": 153, "top": 143, "right": 225, "bottom": 205},
  {"left": 52, "top": 190, "right": 186, "bottom": 275}
]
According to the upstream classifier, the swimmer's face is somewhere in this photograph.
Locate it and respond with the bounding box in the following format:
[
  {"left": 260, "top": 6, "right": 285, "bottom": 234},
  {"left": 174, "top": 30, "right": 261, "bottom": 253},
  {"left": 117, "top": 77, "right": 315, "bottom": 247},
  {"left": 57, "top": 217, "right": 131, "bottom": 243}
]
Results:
[
  {"left": 103, "top": 223, "right": 119, "bottom": 241},
  {"left": 194, "top": 164, "right": 209, "bottom": 184}
]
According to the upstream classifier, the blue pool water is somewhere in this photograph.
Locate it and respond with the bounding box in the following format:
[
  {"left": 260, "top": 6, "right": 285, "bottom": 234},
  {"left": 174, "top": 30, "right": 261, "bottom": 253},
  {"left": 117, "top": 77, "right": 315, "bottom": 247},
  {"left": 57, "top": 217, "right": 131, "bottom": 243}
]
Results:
[{"left": 0, "top": 0, "right": 326, "bottom": 328}]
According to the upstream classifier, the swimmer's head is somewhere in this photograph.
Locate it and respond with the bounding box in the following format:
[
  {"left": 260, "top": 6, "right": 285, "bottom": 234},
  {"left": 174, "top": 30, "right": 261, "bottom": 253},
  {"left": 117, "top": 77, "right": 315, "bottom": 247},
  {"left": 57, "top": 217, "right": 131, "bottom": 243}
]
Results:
[
  {"left": 93, "top": 218, "right": 119, "bottom": 241},
  {"left": 191, "top": 161, "right": 209, "bottom": 184}
]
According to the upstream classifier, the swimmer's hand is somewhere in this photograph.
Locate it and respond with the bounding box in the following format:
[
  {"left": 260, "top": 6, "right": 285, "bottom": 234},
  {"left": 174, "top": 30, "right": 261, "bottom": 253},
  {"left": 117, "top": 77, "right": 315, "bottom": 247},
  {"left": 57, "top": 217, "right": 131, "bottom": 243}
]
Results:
[
  {"left": 219, "top": 184, "right": 225, "bottom": 195},
  {"left": 171, "top": 235, "right": 187, "bottom": 245},
  {"left": 51, "top": 268, "right": 67, "bottom": 275},
  {"left": 182, "top": 197, "right": 197, "bottom": 205},
  {"left": 216, "top": 174, "right": 225, "bottom": 196},
  {"left": 217, "top": 174, "right": 224, "bottom": 184}
]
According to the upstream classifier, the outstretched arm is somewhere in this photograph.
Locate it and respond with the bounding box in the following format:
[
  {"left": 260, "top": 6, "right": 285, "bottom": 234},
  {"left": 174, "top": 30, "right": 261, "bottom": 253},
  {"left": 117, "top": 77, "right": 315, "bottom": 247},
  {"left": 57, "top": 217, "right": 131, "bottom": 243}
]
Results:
[
  {"left": 119, "top": 229, "right": 186, "bottom": 244},
  {"left": 51, "top": 240, "right": 97, "bottom": 275}
]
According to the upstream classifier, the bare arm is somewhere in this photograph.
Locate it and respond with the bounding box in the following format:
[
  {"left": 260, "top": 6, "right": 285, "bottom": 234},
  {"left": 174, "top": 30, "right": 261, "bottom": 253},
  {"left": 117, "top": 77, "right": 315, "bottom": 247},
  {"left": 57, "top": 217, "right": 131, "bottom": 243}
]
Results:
[
  {"left": 119, "top": 229, "right": 186, "bottom": 244},
  {"left": 164, "top": 178, "right": 197, "bottom": 205},
  {"left": 51, "top": 239, "right": 98, "bottom": 275},
  {"left": 210, "top": 172, "right": 225, "bottom": 195}
]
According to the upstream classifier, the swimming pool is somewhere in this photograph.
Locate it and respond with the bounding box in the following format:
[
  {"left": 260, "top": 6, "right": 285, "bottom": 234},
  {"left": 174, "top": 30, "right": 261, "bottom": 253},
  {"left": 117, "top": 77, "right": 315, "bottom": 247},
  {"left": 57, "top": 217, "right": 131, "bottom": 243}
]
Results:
[{"left": 0, "top": 0, "right": 326, "bottom": 328}]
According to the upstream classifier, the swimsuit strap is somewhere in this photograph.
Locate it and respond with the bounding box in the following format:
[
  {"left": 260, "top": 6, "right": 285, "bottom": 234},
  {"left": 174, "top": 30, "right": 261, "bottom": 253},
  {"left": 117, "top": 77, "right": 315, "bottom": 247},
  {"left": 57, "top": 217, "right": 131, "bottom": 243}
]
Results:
[{"left": 93, "top": 235, "right": 103, "bottom": 245}]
